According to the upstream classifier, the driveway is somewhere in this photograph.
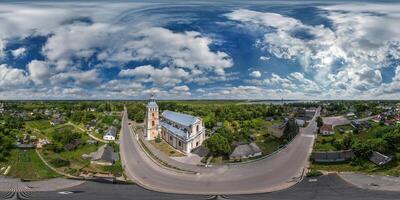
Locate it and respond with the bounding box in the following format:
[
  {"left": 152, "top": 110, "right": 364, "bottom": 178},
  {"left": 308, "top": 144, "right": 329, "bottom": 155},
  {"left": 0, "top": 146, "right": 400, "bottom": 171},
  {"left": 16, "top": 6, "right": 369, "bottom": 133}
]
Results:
[{"left": 323, "top": 116, "right": 350, "bottom": 126}]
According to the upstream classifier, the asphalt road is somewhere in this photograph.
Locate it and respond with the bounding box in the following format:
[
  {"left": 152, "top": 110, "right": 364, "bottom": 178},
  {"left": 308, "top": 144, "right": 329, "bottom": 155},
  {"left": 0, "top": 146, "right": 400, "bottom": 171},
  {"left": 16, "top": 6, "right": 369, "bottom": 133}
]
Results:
[
  {"left": 119, "top": 107, "right": 321, "bottom": 194},
  {"left": 16, "top": 174, "right": 400, "bottom": 200}
]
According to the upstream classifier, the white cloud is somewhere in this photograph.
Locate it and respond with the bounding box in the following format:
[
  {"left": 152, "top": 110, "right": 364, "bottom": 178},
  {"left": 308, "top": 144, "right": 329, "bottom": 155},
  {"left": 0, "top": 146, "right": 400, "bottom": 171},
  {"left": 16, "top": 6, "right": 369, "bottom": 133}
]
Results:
[
  {"left": 226, "top": 7, "right": 400, "bottom": 97},
  {"left": 0, "top": 64, "right": 29, "bottom": 88},
  {"left": 28, "top": 60, "right": 50, "bottom": 84},
  {"left": 0, "top": 40, "right": 5, "bottom": 59},
  {"left": 250, "top": 70, "right": 261, "bottom": 78},
  {"left": 172, "top": 85, "right": 190, "bottom": 92},
  {"left": 69, "top": 69, "right": 99, "bottom": 85},
  {"left": 119, "top": 65, "right": 189, "bottom": 87},
  {"left": 118, "top": 27, "right": 233, "bottom": 75},
  {"left": 43, "top": 23, "right": 121, "bottom": 70},
  {"left": 11, "top": 47, "right": 26, "bottom": 58}
]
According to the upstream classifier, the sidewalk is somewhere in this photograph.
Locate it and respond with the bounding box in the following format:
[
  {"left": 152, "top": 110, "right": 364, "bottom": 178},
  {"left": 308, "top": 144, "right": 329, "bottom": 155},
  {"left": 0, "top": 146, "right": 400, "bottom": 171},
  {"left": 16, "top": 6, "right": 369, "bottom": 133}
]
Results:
[{"left": 339, "top": 172, "right": 400, "bottom": 192}]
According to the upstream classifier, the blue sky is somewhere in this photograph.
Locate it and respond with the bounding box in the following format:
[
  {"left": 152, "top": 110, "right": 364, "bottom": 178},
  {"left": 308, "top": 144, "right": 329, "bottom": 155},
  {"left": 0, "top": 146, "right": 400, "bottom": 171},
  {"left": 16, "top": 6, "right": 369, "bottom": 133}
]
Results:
[{"left": 0, "top": 1, "right": 400, "bottom": 100}]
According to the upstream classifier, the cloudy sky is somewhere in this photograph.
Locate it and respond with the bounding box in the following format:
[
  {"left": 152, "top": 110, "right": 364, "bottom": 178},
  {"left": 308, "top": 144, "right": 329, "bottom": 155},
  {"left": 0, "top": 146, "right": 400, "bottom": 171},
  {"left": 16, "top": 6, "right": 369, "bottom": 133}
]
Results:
[{"left": 0, "top": 1, "right": 399, "bottom": 100}]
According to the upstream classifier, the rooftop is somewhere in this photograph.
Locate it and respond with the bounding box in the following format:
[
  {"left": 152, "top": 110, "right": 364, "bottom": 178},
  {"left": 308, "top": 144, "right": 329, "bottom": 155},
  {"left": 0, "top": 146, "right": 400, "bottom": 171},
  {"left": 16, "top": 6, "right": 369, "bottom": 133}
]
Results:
[
  {"left": 321, "top": 124, "right": 333, "bottom": 132},
  {"left": 105, "top": 126, "right": 117, "bottom": 136},
  {"left": 91, "top": 144, "right": 118, "bottom": 163},
  {"left": 160, "top": 121, "right": 188, "bottom": 140},
  {"left": 162, "top": 110, "right": 199, "bottom": 127},
  {"left": 230, "top": 143, "right": 262, "bottom": 158},
  {"left": 369, "top": 151, "right": 392, "bottom": 166}
]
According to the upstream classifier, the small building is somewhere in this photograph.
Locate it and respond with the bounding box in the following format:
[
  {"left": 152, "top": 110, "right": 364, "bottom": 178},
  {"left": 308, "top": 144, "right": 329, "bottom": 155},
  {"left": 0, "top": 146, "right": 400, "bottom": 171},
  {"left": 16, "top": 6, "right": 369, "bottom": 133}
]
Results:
[
  {"left": 313, "top": 150, "right": 354, "bottom": 163},
  {"left": 350, "top": 120, "right": 361, "bottom": 129},
  {"left": 384, "top": 120, "right": 394, "bottom": 126},
  {"left": 36, "top": 138, "right": 50, "bottom": 149},
  {"left": 369, "top": 151, "right": 392, "bottom": 166},
  {"left": 86, "top": 119, "right": 97, "bottom": 131},
  {"left": 295, "top": 118, "right": 305, "bottom": 127},
  {"left": 50, "top": 117, "right": 63, "bottom": 126},
  {"left": 265, "top": 117, "right": 274, "bottom": 122},
  {"left": 346, "top": 112, "right": 356, "bottom": 118},
  {"left": 64, "top": 139, "right": 80, "bottom": 151},
  {"left": 371, "top": 115, "right": 383, "bottom": 123},
  {"left": 230, "top": 143, "right": 262, "bottom": 160},
  {"left": 320, "top": 124, "right": 334, "bottom": 135},
  {"left": 103, "top": 126, "right": 117, "bottom": 141},
  {"left": 90, "top": 144, "right": 119, "bottom": 166}
]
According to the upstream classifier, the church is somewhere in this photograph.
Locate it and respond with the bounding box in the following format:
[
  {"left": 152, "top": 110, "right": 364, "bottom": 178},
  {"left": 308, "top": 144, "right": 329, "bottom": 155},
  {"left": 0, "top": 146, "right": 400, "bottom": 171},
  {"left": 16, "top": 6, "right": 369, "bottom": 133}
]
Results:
[{"left": 144, "top": 95, "right": 205, "bottom": 154}]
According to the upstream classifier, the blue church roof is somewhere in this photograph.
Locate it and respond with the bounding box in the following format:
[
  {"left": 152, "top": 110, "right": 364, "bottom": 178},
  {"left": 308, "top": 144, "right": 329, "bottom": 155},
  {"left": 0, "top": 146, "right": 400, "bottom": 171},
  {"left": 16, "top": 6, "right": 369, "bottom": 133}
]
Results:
[
  {"left": 162, "top": 110, "right": 198, "bottom": 127},
  {"left": 147, "top": 101, "right": 158, "bottom": 108}
]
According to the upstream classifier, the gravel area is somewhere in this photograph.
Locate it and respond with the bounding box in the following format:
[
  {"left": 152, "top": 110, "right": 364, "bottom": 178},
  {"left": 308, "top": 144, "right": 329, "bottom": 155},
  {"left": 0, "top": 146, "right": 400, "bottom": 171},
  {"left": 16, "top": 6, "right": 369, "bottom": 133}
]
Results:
[{"left": 323, "top": 116, "right": 350, "bottom": 126}]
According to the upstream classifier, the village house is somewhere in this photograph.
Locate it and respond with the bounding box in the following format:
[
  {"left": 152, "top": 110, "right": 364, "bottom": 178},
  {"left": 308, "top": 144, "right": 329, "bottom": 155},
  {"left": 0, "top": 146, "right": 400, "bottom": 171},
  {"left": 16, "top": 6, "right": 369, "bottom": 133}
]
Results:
[
  {"left": 144, "top": 95, "right": 206, "bottom": 154},
  {"left": 320, "top": 124, "right": 334, "bottom": 135},
  {"left": 103, "top": 126, "right": 117, "bottom": 141},
  {"left": 295, "top": 118, "right": 305, "bottom": 127},
  {"left": 369, "top": 151, "right": 392, "bottom": 166},
  {"left": 230, "top": 143, "right": 262, "bottom": 160},
  {"left": 372, "top": 115, "right": 383, "bottom": 123},
  {"left": 64, "top": 139, "right": 80, "bottom": 151},
  {"left": 50, "top": 116, "right": 63, "bottom": 126},
  {"left": 89, "top": 144, "right": 119, "bottom": 166},
  {"left": 86, "top": 119, "right": 97, "bottom": 131}
]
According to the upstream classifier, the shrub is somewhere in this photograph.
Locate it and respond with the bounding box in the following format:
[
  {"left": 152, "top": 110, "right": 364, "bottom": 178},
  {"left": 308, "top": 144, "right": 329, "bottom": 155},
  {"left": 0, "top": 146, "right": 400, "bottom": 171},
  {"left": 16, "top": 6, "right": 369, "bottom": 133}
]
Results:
[{"left": 306, "top": 170, "right": 322, "bottom": 177}]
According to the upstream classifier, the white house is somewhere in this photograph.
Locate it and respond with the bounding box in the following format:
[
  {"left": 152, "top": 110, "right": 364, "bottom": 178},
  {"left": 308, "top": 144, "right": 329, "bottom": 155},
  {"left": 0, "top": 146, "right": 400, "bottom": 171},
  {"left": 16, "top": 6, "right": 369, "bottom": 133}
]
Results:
[
  {"left": 320, "top": 124, "right": 334, "bottom": 135},
  {"left": 295, "top": 118, "right": 305, "bottom": 127},
  {"left": 103, "top": 126, "right": 117, "bottom": 141}
]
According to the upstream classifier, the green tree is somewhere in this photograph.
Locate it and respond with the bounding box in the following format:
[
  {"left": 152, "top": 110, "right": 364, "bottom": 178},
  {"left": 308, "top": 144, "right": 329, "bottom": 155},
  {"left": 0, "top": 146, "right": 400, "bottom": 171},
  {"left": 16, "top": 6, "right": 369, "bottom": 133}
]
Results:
[
  {"left": 316, "top": 116, "right": 323, "bottom": 129},
  {"left": 204, "top": 134, "right": 231, "bottom": 156}
]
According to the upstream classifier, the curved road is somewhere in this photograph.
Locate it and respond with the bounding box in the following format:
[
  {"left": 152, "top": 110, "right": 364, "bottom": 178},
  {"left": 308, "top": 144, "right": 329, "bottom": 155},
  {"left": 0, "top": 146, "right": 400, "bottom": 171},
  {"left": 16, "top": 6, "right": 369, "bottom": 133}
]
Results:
[
  {"left": 120, "top": 107, "right": 320, "bottom": 194},
  {"left": 18, "top": 174, "right": 400, "bottom": 200}
]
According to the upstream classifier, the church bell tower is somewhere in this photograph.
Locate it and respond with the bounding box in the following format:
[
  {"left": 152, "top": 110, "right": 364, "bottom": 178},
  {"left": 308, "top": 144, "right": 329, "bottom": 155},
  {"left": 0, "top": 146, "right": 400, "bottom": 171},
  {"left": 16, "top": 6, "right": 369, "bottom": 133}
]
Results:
[{"left": 145, "top": 94, "right": 160, "bottom": 140}]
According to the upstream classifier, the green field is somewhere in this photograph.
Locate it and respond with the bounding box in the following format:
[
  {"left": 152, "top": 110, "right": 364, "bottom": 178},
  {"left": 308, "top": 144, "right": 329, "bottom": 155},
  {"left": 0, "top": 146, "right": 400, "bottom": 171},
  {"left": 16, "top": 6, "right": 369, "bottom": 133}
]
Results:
[
  {"left": 42, "top": 123, "right": 82, "bottom": 135},
  {"left": 25, "top": 119, "right": 52, "bottom": 130},
  {"left": 0, "top": 149, "right": 59, "bottom": 180},
  {"left": 255, "top": 134, "right": 282, "bottom": 155},
  {"left": 312, "top": 160, "right": 400, "bottom": 176}
]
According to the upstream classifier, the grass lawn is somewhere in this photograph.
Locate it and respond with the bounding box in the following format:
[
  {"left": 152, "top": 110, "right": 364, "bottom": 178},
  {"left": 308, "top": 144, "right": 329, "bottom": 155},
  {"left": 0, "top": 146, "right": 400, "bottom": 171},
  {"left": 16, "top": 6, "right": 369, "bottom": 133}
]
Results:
[
  {"left": 42, "top": 123, "right": 82, "bottom": 135},
  {"left": 41, "top": 132, "right": 122, "bottom": 176},
  {"left": 149, "top": 140, "right": 185, "bottom": 157},
  {"left": 255, "top": 134, "right": 282, "bottom": 155},
  {"left": 25, "top": 120, "right": 51, "bottom": 130},
  {"left": 1, "top": 149, "right": 59, "bottom": 180},
  {"left": 311, "top": 160, "right": 400, "bottom": 176},
  {"left": 41, "top": 142, "right": 106, "bottom": 176}
]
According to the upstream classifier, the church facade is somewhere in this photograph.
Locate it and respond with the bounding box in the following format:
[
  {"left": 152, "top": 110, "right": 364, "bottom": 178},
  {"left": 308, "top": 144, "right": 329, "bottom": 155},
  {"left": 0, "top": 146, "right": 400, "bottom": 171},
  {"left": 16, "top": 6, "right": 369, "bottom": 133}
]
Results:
[{"left": 144, "top": 96, "right": 205, "bottom": 154}]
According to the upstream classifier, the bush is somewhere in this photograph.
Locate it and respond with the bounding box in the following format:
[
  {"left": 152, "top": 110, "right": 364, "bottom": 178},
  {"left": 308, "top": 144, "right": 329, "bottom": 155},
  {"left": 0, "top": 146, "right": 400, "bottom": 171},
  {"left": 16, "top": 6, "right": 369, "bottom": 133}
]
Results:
[{"left": 306, "top": 170, "right": 323, "bottom": 177}]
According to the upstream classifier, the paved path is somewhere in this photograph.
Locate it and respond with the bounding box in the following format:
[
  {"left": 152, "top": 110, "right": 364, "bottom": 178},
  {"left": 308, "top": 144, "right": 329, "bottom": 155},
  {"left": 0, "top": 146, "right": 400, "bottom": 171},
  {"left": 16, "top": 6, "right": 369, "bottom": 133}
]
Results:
[
  {"left": 119, "top": 107, "right": 321, "bottom": 194},
  {"left": 12, "top": 174, "right": 400, "bottom": 200},
  {"left": 340, "top": 172, "right": 400, "bottom": 192}
]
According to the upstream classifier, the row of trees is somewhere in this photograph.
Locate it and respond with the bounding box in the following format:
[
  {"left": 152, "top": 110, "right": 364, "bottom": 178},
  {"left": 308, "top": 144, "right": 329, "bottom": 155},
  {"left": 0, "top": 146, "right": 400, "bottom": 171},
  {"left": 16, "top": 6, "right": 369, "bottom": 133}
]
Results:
[
  {"left": 0, "top": 117, "right": 18, "bottom": 161},
  {"left": 352, "top": 128, "right": 400, "bottom": 159}
]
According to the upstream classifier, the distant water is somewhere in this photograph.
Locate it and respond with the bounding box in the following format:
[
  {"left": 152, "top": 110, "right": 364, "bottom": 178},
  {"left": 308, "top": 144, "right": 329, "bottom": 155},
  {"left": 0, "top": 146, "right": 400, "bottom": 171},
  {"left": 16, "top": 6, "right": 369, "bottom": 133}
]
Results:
[{"left": 243, "top": 100, "right": 319, "bottom": 105}]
